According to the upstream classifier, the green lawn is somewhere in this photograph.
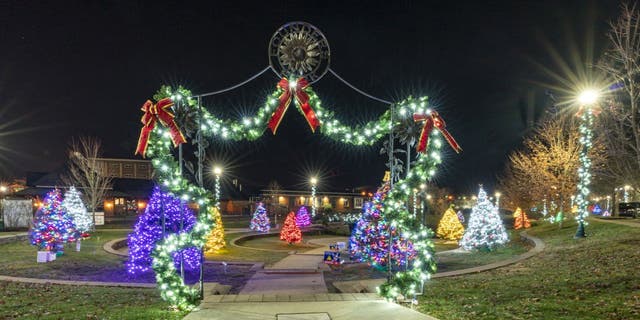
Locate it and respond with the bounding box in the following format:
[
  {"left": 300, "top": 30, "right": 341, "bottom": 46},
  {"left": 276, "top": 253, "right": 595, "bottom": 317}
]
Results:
[
  {"left": 0, "top": 281, "right": 186, "bottom": 320},
  {"left": 418, "top": 220, "right": 640, "bottom": 320},
  {"left": 0, "top": 230, "right": 128, "bottom": 279}
]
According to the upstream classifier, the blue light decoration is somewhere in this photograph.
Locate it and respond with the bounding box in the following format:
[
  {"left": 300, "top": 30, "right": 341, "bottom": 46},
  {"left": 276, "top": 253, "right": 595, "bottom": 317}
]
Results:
[
  {"left": 591, "top": 204, "right": 602, "bottom": 215},
  {"left": 249, "top": 202, "right": 270, "bottom": 232},
  {"left": 126, "top": 186, "right": 201, "bottom": 274},
  {"left": 349, "top": 184, "right": 416, "bottom": 270},
  {"left": 29, "top": 189, "right": 78, "bottom": 252},
  {"left": 295, "top": 206, "right": 311, "bottom": 227}
]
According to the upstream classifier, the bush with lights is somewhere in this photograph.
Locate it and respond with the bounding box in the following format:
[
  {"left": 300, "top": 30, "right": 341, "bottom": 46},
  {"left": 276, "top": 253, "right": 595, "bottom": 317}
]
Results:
[
  {"left": 459, "top": 187, "right": 509, "bottom": 251},
  {"left": 29, "top": 189, "right": 77, "bottom": 253}
]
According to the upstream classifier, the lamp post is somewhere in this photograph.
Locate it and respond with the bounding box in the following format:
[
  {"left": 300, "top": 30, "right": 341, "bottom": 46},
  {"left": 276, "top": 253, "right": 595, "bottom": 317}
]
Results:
[
  {"left": 495, "top": 192, "right": 501, "bottom": 209},
  {"left": 310, "top": 177, "right": 317, "bottom": 217},
  {"left": 574, "top": 89, "right": 599, "bottom": 238}
]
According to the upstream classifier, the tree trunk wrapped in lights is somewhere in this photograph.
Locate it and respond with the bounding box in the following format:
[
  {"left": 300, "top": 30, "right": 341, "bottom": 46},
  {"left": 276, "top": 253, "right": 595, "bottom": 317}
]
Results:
[
  {"left": 436, "top": 207, "right": 465, "bottom": 240},
  {"left": 512, "top": 207, "right": 531, "bottom": 229},
  {"left": 280, "top": 211, "right": 302, "bottom": 244}
]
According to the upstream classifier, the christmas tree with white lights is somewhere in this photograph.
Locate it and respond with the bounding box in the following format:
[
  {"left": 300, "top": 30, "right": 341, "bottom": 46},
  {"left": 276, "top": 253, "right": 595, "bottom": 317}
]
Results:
[
  {"left": 459, "top": 186, "right": 509, "bottom": 251},
  {"left": 249, "top": 202, "right": 270, "bottom": 233},
  {"left": 63, "top": 187, "right": 93, "bottom": 237}
]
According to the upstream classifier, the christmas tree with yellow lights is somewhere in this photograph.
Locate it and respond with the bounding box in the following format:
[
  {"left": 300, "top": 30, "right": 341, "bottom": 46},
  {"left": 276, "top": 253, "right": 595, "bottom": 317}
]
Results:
[
  {"left": 205, "top": 207, "right": 226, "bottom": 253},
  {"left": 437, "top": 206, "right": 465, "bottom": 240},
  {"left": 513, "top": 207, "right": 531, "bottom": 229}
]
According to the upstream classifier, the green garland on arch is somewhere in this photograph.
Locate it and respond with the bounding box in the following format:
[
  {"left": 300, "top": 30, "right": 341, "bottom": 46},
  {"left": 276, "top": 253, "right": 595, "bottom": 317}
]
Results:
[{"left": 143, "top": 80, "right": 450, "bottom": 309}]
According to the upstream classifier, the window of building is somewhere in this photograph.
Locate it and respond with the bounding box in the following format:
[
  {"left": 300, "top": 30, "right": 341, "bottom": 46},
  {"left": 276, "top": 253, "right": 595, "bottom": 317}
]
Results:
[
  {"left": 354, "top": 197, "right": 363, "bottom": 209},
  {"left": 114, "top": 197, "right": 125, "bottom": 206}
]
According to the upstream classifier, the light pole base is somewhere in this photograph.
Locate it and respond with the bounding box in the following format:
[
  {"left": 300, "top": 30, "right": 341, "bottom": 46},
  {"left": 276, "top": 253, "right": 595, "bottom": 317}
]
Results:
[{"left": 574, "top": 222, "right": 587, "bottom": 239}]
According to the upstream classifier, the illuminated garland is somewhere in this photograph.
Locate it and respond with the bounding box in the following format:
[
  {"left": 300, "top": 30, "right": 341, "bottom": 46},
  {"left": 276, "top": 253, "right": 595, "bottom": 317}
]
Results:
[
  {"left": 377, "top": 131, "right": 442, "bottom": 300},
  {"left": 143, "top": 82, "right": 449, "bottom": 309},
  {"left": 574, "top": 108, "right": 593, "bottom": 237}
]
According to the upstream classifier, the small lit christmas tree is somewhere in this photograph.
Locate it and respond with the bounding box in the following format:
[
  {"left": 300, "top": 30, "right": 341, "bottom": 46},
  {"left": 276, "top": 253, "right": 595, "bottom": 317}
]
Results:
[
  {"left": 63, "top": 187, "right": 93, "bottom": 237},
  {"left": 456, "top": 210, "right": 465, "bottom": 224},
  {"left": 126, "top": 187, "right": 201, "bottom": 274},
  {"left": 295, "top": 206, "right": 311, "bottom": 227},
  {"left": 513, "top": 207, "right": 531, "bottom": 229},
  {"left": 591, "top": 204, "right": 602, "bottom": 215},
  {"left": 459, "top": 186, "right": 509, "bottom": 251},
  {"left": 249, "top": 202, "right": 270, "bottom": 232},
  {"left": 205, "top": 207, "right": 226, "bottom": 253},
  {"left": 437, "top": 206, "right": 465, "bottom": 240},
  {"left": 280, "top": 211, "right": 302, "bottom": 244},
  {"left": 348, "top": 183, "right": 415, "bottom": 269},
  {"left": 29, "top": 189, "right": 77, "bottom": 252}
]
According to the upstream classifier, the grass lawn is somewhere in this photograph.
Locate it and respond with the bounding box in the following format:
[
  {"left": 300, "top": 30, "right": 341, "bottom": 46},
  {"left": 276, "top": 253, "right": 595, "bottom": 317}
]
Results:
[
  {"left": 418, "top": 220, "right": 640, "bottom": 320},
  {"left": 0, "top": 281, "right": 186, "bottom": 320}
]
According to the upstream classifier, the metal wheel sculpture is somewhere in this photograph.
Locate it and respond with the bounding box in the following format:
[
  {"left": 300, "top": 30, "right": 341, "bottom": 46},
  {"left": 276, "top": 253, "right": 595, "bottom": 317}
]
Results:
[{"left": 269, "top": 21, "right": 330, "bottom": 83}]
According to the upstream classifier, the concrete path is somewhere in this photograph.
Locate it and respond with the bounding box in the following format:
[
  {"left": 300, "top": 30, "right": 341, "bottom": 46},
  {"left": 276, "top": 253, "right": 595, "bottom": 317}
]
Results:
[
  {"left": 185, "top": 299, "right": 438, "bottom": 320},
  {"left": 239, "top": 271, "right": 327, "bottom": 295}
]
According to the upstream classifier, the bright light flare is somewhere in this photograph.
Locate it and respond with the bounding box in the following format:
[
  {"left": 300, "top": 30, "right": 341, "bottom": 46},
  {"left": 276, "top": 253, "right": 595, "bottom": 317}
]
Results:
[
  {"left": 577, "top": 89, "right": 599, "bottom": 105},
  {"left": 213, "top": 166, "right": 222, "bottom": 175}
]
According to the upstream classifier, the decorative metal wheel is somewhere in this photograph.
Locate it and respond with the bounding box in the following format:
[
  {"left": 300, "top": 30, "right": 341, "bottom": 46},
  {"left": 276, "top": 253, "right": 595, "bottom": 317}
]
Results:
[{"left": 269, "top": 21, "right": 330, "bottom": 83}]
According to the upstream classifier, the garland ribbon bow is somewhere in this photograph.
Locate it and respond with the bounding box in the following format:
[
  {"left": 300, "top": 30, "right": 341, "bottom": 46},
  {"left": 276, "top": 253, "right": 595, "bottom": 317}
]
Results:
[
  {"left": 135, "top": 98, "right": 186, "bottom": 157},
  {"left": 413, "top": 111, "right": 462, "bottom": 154},
  {"left": 267, "top": 77, "right": 320, "bottom": 134}
]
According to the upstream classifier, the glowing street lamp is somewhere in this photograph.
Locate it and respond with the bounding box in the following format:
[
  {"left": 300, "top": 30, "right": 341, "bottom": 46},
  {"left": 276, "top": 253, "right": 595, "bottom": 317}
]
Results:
[
  {"left": 310, "top": 177, "right": 317, "bottom": 217},
  {"left": 495, "top": 192, "right": 501, "bottom": 209},
  {"left": 574, "top": 88, "right": 600, "bottom": 238}
]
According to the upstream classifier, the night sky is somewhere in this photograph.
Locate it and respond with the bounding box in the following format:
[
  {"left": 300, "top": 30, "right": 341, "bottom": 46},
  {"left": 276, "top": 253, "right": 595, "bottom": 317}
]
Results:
[{"left": 0, "top": 0, "right": 620, "bottom": 194}]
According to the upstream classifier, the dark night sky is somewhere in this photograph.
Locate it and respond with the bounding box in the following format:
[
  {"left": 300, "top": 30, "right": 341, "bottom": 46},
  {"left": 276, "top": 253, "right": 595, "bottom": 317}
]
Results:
[{"left": 0, "top": 0, "right": 620, "bottom": 194}]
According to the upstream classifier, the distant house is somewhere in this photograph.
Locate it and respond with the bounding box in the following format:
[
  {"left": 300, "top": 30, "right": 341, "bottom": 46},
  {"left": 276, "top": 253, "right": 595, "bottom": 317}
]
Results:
[{"left": 259, "top": 189, "right": 368, "bottom": 214}]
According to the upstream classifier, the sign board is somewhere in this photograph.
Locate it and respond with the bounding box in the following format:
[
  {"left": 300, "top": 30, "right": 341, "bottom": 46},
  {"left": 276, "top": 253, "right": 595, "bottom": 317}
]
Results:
[
  {"left": 336, "top": 242, "right": 346, "bottom": 251},
  {"left": 323, "top": 251, "right": 340, "bottom": 265},
  {"left": 94, "top": 212, "right": 104, "bottom": 226}
]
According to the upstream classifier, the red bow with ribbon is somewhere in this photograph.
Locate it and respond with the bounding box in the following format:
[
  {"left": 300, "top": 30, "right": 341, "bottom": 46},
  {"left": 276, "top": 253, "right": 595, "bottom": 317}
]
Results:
[
  {"left": 135, "top": 98, "right": 186, "bottom": 157},
  {"left": 413, "top": 111, "right": 462, "bottom": 154},
  {"left": 267, "top": 77, "right": 320, "bottom": 134}
]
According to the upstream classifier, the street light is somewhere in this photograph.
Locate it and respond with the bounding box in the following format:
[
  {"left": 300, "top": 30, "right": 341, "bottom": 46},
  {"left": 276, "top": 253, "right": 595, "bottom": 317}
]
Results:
[
  {"left": 495, "top": 192, "right": 501, "bottom": 209},
  {"left": 310, "top": 177, "right": 317, "bottom": 217},
  {"left": 574, "top": 88, "right": 600, "bottom": 238}
]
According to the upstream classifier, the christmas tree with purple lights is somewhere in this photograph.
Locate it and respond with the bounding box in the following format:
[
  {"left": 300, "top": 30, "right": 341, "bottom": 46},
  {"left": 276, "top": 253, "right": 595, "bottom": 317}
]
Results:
[
  {"left": 249, "top": 202, "right": 270, "bottom": 233},
  {"left": 295, "top": 206, "right": 311, "bottom": 227},
  {"left": 126, "top": 186, "right": 201, "bottom": 274},
  {"left": 29, "top": 189, "right": 77, "bottom": 252},
  {"left": 348, "top": 183, "right": 416, "bottom": 270}
]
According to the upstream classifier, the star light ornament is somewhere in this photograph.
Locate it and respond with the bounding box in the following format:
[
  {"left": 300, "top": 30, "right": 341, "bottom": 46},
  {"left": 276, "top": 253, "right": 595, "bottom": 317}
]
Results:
[{"left": 459, "top": 187, "right": 509, "bottom": 251}]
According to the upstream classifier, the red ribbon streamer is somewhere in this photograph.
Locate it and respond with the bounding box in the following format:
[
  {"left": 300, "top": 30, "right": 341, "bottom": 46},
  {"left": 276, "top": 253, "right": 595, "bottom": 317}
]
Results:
[
  {"left": 413, "top": 111, "right": 462, "bottom": 154},
  {"left": 267, "top": 77, "right": 321, "bottom": 134},
  {"left": 135, "top": 98, "right": 186, "bottom": 157}
]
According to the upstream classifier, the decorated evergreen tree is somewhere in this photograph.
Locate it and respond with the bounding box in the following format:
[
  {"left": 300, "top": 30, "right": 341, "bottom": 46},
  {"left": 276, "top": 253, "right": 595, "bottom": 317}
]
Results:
[
  {"left": 295, "top": 206, "right": 311, "bottom": 227},
  {"left": 348, "top": 183, "right": 416, "bottom": 269},
  {"left": 456, "top": 210, "right": 465, "bottom": 224},
  {"left": 513, "top": 207, "right": 531, "bottom": 229},
  {"left": 249, "top": 202, "right": 270, "bottom": 232},
  {"left": 126, "top": 187, "right": 201, "bottom": 274},
  {"left": 205, "top": 207, "right": 226, "bottom": 253},
  {"left": 280, "top": 211, "right": 302, "bottom": 244},
  {"left": 29, "top": 189, "right": 77, "bottom": 253},
  {"left": 437, "top": 206, "right": 465, "bottom": 240},
  {"left": 459, "top": 187, "right": 509, "bottom": 251},
  {"left": 63, "top": 186, "right": 93, "bottom": 237}
]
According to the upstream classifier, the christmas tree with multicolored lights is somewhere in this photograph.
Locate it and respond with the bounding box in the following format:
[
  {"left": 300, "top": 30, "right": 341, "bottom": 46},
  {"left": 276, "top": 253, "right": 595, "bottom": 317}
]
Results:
[
  {"left": 280, "top": 211, "right": 302, "bottom": 244},
  {"left": 459, "top": 186, "right": 509, "bottom": 251},
  {"left": 437, "top": 206, "right": 465, "bottom": 240},
  {"left": 126, "top": 187, "right": 201, "bottom": 274},
  {"left": 29, "top": 189, "right": 77, "bottom": 252},
  {"left": 205, "top": 206, "right": 226, "bottom": 253},
  {"left": 295, "top": 206, "right": 311, "bottom": 227},
  {"left": 249, "top": 202, "right": 270, "bottom": 232},
  {"left": 513, "top": 207, "right": 531, "bottom": 229},
  {"left": 62, "top": 186, "right": 93, "bottom": 237},
  {"left": 348, "top": 183, "right": 416, "bottom": 269}
]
